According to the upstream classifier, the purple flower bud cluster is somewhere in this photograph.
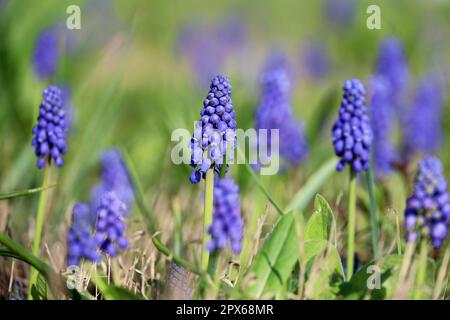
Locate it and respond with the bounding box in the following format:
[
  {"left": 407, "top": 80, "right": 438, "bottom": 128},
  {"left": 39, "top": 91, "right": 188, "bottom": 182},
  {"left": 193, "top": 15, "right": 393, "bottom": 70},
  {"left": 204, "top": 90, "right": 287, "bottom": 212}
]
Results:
[
  {"left": 91, "top": 149, "right": 134, "bottom": 213},
  {"left": 404, "top": 156, "right": 450, "bottom": 249},
  {"left": 332, "top": 79, "right": 373, "bottom": 173},
  {"left": 67, "top": 203, "right": 101, "bottom": 266},
  {"left": 94, "top": 192, "right": 129, "bottom": 257},
  {"left": 374, "top": 37, "right": 409, "bottom": 108},
  {"left": 32, "top": 86, "right": 68, "bottom": 169},
  {"left": 255, "top": 53, "right": 308, "bottom": 167},
  {"left": 404, "top": 76, "right": 444, "bottom": 156},
  {"left": 207, "top": 177, "right": 243, "bottom": 253},
  {"left": 66, "top": 150, "right": 133, "bottom": 266},
  {"left": 32, "top": 28, "right": 59, "bottom": 80},
  {"left": 367, "top": 77, "right": 398, "bottom": 177},
  {"left": 189, "top": 75, "right": 236, "bottom": 184}
]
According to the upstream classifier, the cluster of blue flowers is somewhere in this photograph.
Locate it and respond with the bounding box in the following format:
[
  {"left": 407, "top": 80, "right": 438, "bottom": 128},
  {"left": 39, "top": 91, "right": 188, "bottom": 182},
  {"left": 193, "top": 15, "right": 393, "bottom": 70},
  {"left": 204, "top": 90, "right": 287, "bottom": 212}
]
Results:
[
  {"left": 66, "top": 149, "right": 134, "bottom": 266},
  {"left": 207, "top": 176, "right": 243, "bottom": 253},
  {"left": 404, "top": 76, "right": 444, "bottom": 157},
  {"left": 66, "top": 203, "right": 101, "bottom": 266},
  {"left": 32, "top": 86, "right": 68, "bottom": 169},
  {"left": 300, "top": 40, "right": 330, "bottom": 81},
  {"left": 404, "top": 156, "right": 450, "bottom": 248},
  {"left": 177, "top": 16, "right": 246, "bottom": 86},
  {"left": 332, "top": 79, "right": 373, "bottom": 173},
  {"left": 255, "top": 53, "right": 308, "bottom": 168},
  {"left": 95, "top": 192, "right": 129, "bottom": 257},
  {"left": 189, "top": 75, "right": 236, "bottom": 184},
  {"left": 32, "top": 28, "right": 60, "bottom": 80},
  {"left": 367, "top": 77, "right": 398, "bottom": 177},
  {"left": 91, "top": 149, "right": 135, "bottom": 213}
]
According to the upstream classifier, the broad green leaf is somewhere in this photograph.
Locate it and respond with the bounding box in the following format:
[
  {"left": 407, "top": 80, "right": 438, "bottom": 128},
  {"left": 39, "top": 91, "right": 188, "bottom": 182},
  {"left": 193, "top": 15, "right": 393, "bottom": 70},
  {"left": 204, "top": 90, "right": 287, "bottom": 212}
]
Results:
[
  {"left": 304, "top": 194, "right": 334, "bottom": 241},
  {"left": 304, "top": 244, "right": 344, "bottom": 299},
  {"left": 0, "top": 184, "right": 56, "bottom": 201},
  {"left": 339, "top": 255, "right": 403, "bottom": 299},
  {"left": 247, "top": 212, "right": 298, "bottom": 298}
]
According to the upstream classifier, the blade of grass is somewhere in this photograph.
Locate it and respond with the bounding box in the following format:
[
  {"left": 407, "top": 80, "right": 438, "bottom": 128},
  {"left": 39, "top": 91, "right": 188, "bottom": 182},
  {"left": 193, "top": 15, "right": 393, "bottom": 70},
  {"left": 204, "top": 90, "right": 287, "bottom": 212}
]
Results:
[
  {"left": 238, "top": 147, "right": 284, "bottom": 216},
  {"left": 0, "top": 184, "right": 56, "bottom": 201},
  {"left": 366, "top": 155, "right": 380, "bottom": 260}
]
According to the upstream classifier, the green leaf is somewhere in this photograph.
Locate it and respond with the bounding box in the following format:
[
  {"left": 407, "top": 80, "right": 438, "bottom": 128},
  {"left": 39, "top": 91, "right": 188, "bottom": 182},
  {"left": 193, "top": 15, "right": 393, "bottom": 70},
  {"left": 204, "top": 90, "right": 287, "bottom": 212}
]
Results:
[
  {"left": 304, "top": 194, "right": 334, "bottom": 241},
  {"left": 285, "top": 158, "right": 337, "bottom": 213},
  {"left": 31, "top": 274, "right": 48, "bottom": 300},
  {"left": 247, "top": 212, "right": 299, "bottom": 298},
  {"left": 90, "top": 273, "right": 143, "bottom": 300},
  {"left": 338, "top": 255, "right": 403, "bottom": 299},
  {"left": 0, "top": 184, "right": 56, "bottom": 201}
]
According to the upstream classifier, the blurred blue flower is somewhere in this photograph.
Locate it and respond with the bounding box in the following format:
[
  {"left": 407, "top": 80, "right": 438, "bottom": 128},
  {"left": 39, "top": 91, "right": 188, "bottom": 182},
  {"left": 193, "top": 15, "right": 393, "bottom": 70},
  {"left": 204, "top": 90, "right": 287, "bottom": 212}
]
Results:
[
  {"left": 66, "top": 203, "right": 101, "bottom": 266},
  {"left": 374, "top": 37, "right": 409, "bottom": 108},
  {"left": 331, "top": 79, "right": 372, "bottom": 173},
  {"left": 404, "top": 75, "right": 444, "bottom": 157},
  {"left": 91, "top": 148, "right": 135, "bottom": 214},
  {"left": 300, "top": 40, "right": 330, "bottom": 81},
  {"left": 31, "top": 86, "right": 68, "bottom": 169},
  {"left": 255, "top": 53, "right": 308, "bottom": 168},
  {"left": 189, "top": 75, "right": 236, "bottom": 184},
  {"left": 94, "top": 192, "right": 129, "bottom": 257},
  {"left": 176, "top": 16, "right": 246, "bottom": 86},
  {"left": 367, "top": 76, "right": 398, "bottom": 177},
  {"left": 404, "top": 156, "right": 450, "bottom": 249},
  {"left": 207, "top": 176, "right": 243, "bottom": 253},
  {"left": 324, "top": 0, "right": 356, "bottom": 27},
  {"left": 32, "top": 28, "right": 60, "bottom": 80}
]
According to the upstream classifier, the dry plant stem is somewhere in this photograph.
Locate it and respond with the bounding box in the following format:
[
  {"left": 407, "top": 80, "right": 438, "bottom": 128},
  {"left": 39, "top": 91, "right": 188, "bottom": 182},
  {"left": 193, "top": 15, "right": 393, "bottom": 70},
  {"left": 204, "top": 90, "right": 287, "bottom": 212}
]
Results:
[{"left": 433, "top": 247, "right": 450, "bottom": 299}]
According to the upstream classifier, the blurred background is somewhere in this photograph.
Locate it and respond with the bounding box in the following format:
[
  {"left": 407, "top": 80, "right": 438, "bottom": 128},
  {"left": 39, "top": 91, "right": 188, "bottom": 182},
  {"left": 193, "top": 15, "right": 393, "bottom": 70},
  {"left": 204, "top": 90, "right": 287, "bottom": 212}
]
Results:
[{"left": 1, "top": 0, "right": 449, "bottom": 298}]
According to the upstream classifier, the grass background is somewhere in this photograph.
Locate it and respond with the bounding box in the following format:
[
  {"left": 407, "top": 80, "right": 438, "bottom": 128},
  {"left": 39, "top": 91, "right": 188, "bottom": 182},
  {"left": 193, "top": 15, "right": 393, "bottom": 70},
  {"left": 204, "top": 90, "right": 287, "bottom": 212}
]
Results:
[{"left": 0, "top": 0, "right": 449, "bottom": 299}]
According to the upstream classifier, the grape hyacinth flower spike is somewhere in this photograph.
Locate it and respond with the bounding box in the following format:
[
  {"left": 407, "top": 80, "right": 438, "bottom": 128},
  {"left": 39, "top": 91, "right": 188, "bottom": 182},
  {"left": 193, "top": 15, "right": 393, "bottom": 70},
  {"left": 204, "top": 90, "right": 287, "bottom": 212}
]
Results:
[
  {"left": 32, "top": 86, "right": 68, "bottom": 169},
  {"left": 32, "top": 28, "right": 59, "bottom": 80},
  {"left": 189, "top": 75, "right": 237, "bottom": 274},
  {"left": 331, "top": 78, "right": 372, "bottom": 280},
  {"left": 255, "top": 53, "right": 308, "bottom": 168},
  {"left": 67, "top": 203, "right": 101, "bottom": 266},
  {"left": 29, "top": 85, "right": 68, "bottom": 297},
  {"left": 189, "top": 75, "right": 236, "bottom": 184},
  {"left": 332, "top": 79, "right": 372, "bottom": 173},
  {"left": 404, "top": 156, "right": 450, "bottom": 249},
  {"left": 207, "top": 176, "right": 243, "bottom": 254},
  {"left": 91, "top": 148, "right": 135, "bottom": 215},
  {"left": 94, "top": 192, "right": 129, "bottom": 257}
]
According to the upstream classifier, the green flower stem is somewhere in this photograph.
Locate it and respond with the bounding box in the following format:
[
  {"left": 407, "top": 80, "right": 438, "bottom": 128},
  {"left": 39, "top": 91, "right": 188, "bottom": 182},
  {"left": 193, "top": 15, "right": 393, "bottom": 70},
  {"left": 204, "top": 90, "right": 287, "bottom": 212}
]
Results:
[
  {"left": 366, "top": 159, "right": 379, "bottom": 260},
  {"left": 346, "top": 170, "right": 357, "bottom": 280},
  {"left": 207, "top": 250, "right": 219, "bottom": 277},
  {"left": 201, "top": 170, "right": 214, "bottom": 271},
  {"left": 413, "top": 240, "right": 428, "bottom": 300},
  {"left": 28, "top": 165, "right": 51, "bottom": 299}
]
